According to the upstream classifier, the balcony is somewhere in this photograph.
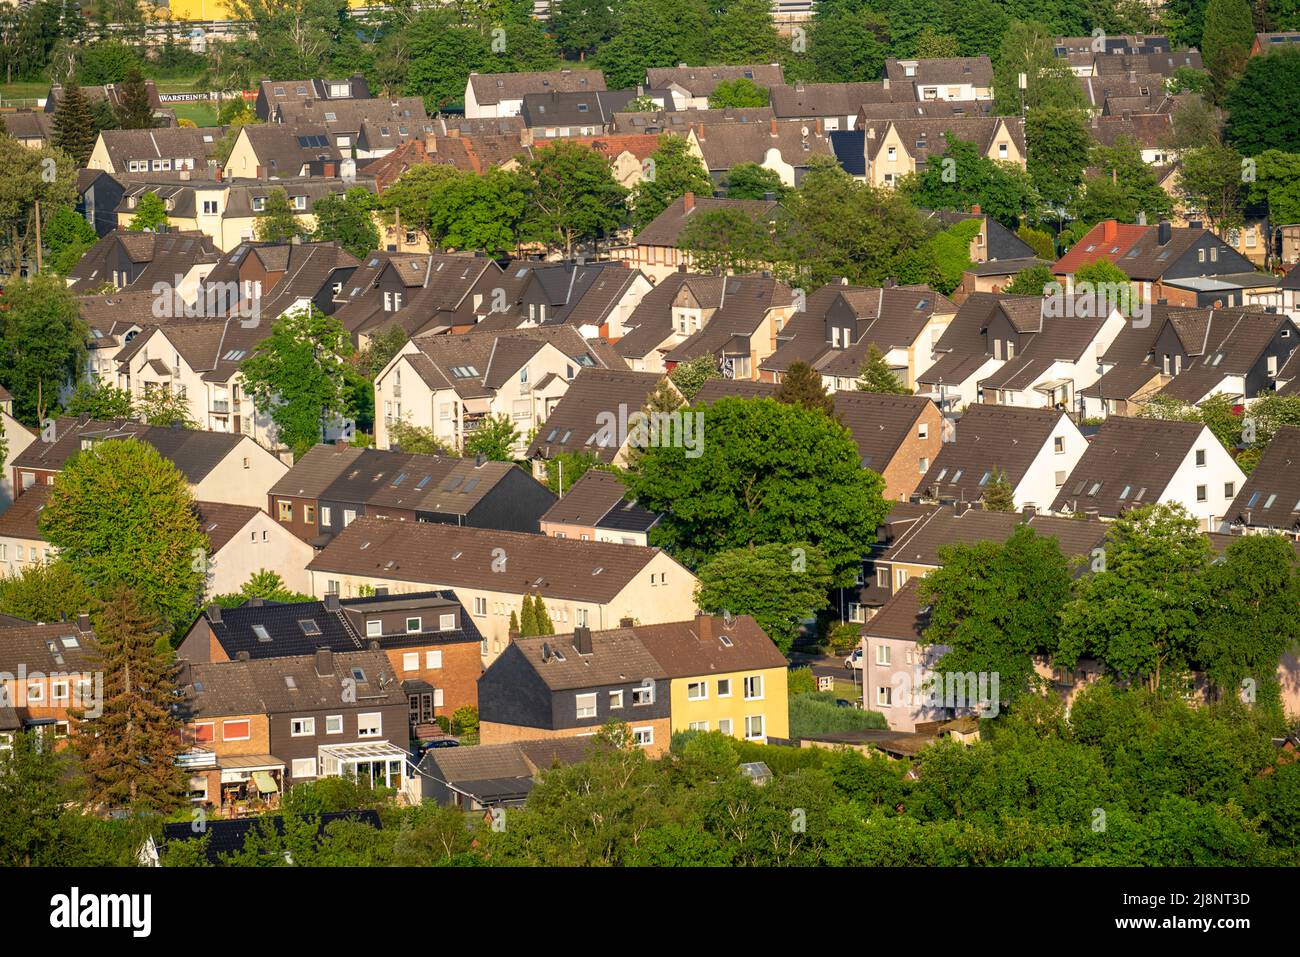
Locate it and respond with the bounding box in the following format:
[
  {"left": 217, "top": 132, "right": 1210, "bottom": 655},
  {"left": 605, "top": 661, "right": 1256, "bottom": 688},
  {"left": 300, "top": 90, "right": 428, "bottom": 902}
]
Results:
[{"left": 211, "top": 399, "right": 230, "bottom": 414}]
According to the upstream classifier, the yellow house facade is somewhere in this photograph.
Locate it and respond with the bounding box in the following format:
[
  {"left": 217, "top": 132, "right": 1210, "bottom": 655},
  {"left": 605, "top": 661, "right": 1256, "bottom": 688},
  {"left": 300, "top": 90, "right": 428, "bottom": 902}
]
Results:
[{"left": 667, "top": 666, "right": 789, "bottom": 743}]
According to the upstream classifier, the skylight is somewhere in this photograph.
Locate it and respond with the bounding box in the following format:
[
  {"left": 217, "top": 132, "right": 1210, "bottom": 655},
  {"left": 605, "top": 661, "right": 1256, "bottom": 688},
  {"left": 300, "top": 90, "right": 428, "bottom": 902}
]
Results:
[
  {"left": 351, "top": 667, "right": 366, "bottom": 682},
  {"left": 253, "top": 624, "right": 271, "bottom": 641},
  {"left": 298, "top": 619, "right": 321, "bottom": 636}
]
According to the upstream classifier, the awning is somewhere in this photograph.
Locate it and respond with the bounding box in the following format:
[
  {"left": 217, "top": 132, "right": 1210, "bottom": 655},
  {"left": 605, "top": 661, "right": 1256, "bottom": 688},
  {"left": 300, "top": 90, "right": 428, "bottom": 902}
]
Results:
[{"left": 252, "top": 770, "right": 279, "bottom": 794}]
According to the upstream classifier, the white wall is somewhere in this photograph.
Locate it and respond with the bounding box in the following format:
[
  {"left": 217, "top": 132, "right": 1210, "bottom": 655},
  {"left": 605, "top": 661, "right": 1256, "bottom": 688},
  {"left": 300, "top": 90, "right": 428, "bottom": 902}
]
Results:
[
  {"left": 1017, "top": 414, "right": 1087, "bottom": 512},
  {"left": 1159, "top": 425, "right": 1245, "bottom": 530}
]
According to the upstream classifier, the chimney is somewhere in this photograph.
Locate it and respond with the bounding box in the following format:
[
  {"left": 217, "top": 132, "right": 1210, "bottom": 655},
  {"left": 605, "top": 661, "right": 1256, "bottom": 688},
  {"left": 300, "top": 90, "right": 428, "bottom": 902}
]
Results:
[
  {"left": 795, "top": 80, "right": 804, "bottom": 93},
  {"left": 1103, "top": 219, "right": 1117, "bottom": 241},
  {"left": 1157, "top": 220, "right": 1171, "bottom": 246},
  {"left": 248, "top": 597, "right": 264, "bottom": 607},
  {"left": 214, "top": 165, "right": 223, "bottom": 182},
  {"left": 573, "top": 625, "right": 593, "bottom": 655},
  {"left": 206, "top": 604, "right": 222, "bottom": 624},
  {"left": 682, "top": 190, "right": 694, "bottom": 212},
  {"left": 315, "top": 647, "right": 334, "bottom": 676},
  {"left": 815, "top": 117, "right": 823, "bottom": 135},
  {"left": 970, "top": 204, "right": 981, "bottom": 215},
  {"left": 236, "top": 650, "right": 250, "bottom": 661},
  {"left": 323, "top": 593, "right": 340, "bottom": 612},
  {"left": 1137, "top": 210, "right": 1147, "bottom": 226},
  {"left": 695, "top": 612, "right": 713, "bottom": 642},
  {"left": 1021, "top": 504, "right": 1036, "bottom": 520},
  {"left": 1188, "top": 219, "right": 1202, "bottom": 230},
  {"left": 770, "top": 118, "right": 778, "bottom": 138},
  {"left": 77, "top": 612, "right": 91, "bottom": 632}
]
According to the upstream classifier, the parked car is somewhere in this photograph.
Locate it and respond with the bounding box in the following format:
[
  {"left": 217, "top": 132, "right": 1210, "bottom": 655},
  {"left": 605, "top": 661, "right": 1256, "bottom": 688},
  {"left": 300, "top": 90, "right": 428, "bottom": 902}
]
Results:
[{"left": 844, "top": 648, "right": 863, "bottom": 670}]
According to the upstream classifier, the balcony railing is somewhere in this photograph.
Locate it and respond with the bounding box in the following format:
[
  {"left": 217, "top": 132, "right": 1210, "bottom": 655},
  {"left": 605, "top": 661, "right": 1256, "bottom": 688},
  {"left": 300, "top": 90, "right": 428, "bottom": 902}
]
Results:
[{"left": 211, "top": 400, "right": 230, "bottom": 413}]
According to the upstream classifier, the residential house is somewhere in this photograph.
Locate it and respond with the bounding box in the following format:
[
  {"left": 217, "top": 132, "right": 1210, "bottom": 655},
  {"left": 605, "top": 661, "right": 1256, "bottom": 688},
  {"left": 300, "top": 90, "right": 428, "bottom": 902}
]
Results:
[
  {"left": 861, "top": 116, "right": 1026, "bottom": 188},
  {"left": 478, "top": 614, "right": 789, "bottom": 754},
  {"left": 76, "top": 168, "right": 128, "bottom": 237},
  {"left": 645, "top": 64, "right": 785, "bottom": 109},
  {"left": 3, "top": 110, "right": 54, "bottom": 148},
  {"left": 0, "top": 386, "right": 36, "bottom": 510},
  {"left": 526, "top": 368, "right": 683, "bottom": 471},
  {"left": 1251, "top": 31, "right": 1300, "bottom": 55},
  {"left": 0, "top": 615, "right": 99, "bottom": 746},
  {"left": 45, "top": 79, "right": 167, "bottom": 120},
  {"left": 659, "top": 274, "right": 797, "bottom": 377},
  {"left": 465, "top": 70, "right": 607, "bottom": 119},
  {"left": 770, "top": 81, "right": 900, "bottom": 130},
  {"left": 372, "top": 326, "right": 626, "bottom": 453},
  {"left": 175, "top": 648, "right": 408, "bottom": 811},
  {"left": 687, "top": 118, "right": 835, "bottom": 188},
  {"left": 87, "top": 127, "right": 226, "bottom": 179},
  {"left": 1049, "top": 416, "right": 1245, "bottom": 529},
  {"left": 67, "top": 228, "right": 222, "bottom": 297},
  {"left": 621, "top": 192, "right": 780, "bottom": 282},
  {"left": 914, "top": 404, "right": 1087, "bottom": 511},
  {"left": 611, "top": 105, "right": 775, "bottom": 135},
  {"left": 1149, "top": 307, "right": 1298, "bottom": 404},
  {"left": 882, "top": 57, "right": 994, "bottom": 101},
  {"left": 473, "top": 261, "right": 652, "bottom": 340},
  {"left": 179, "top": 591, "right": 483, "bottom": 726},
  {"left": 10, "top": 418, "right": 288, "bottom": 509},
  {"left": 267, "top": 444, "right": 557, "bottom": 545},
  {"left": 305, "top": 517, "right": 699, "bottom": 663},
  {"left": 694, "top": 379, "right": 944, "bottom": 502},
  {"left": 415, "top": 737, "right": 594, "bottom": 809},
  {"left": 1221, "top": 425, "right": 1300, "bottom": 537},
  {"left": 265, "top": 97, "right": 433, "bottom": 160},
  {"left": 254, "top": 75, "right": 373, "bottom": 122},
  {"left": 1088, "top": 112, "right": 1175, "bottom": 165},
  {"left": 519, "top": 89, "right": 665, "bottom": 138},
  {"left": 539, "top": 468, "right": 661, "bottom": 546}
]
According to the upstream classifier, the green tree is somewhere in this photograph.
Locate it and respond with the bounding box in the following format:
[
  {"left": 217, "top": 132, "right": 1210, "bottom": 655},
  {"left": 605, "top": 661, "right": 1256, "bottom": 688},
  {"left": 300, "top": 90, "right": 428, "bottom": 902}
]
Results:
[
  {"left": 774, "top": 360, "right": 835, "bottom": 416},
  {"left": 707, "top": 0, "right": 782, "bottom": 64},
  {"left": 1025, "top": 106, "right": 1091, "bottom": 212},
  {"left": 1178, "top": 143, "right": 1246, "bottom": 231},
  {"left": 41, "top": 439, "right": 208, "bottom": 632},
  {"left": 915, "top": 27, "right": 961, "bottom": 58},
  {"left": 1070, "top": 138, "right": 1173, "bottom": 226},
  {"left": 426, "top": 168, "right": 529, "bottom": 257},
  {"left": 1058, "top": 503, "right": 1212, "bottom": 692},
  {"left": 114, "top": 65, "right": 155, "bottom": 129},
  {"left": 926, "top": 217, "right": 980, "bottom": 295},
  {"left": 723, "top": 162, "right": 788, "bottom": 200},
  {"left": 543, "top": 449, "right": 600, "bottom": 494},
  {"left": 0, "top": 732, "right": 77, "bottom": 866},
  {"left": 73, "top": 587, "right": 189, "bottom": 812},
  {"left": 211, "top": 569, "right": 314, "bottom": 608},
  {"left": 0, "top": 274, "right": 87, "bottom": 425},
  {"left": 1004, "top": 263, "right": 1056, "bottom": 295},
  {"left": 1248, "top": 150, "right": 1300, "bottom": 235},
  {"left": 239, "top": 307, "right": 355, "bottom": 458},
  {"left": 464, "top": 413, "right": 520, "bottom": 461},
  {"left": 65, "top": 380, "right": 133, "bottom": 418},
  {"left": 0, "top": 560, "right": 93, "bottom": 623},
  {"left": 549, "top": 0, "right": 619, "bottom": 59},
  {"left": 677, "top": 207, "right": 775, "bottom": 274},
  {"left": 1202, "top": 0, "right": 1255, "bottom": 98},
  {"left": 521, "top": 141, "right": 628, "bottom": 257},
  {"left": 519, "top": 592, "right": 539, "bottom": 636},
  {"left": 630, "top": 135, "right": 713, "bottom": 229},
  {"left": 135, "top": 386, "right": 199, "bottom": 428},
  {"left": 707, "top": 77, "right": 769, "bottom": 108},
  {"left": 596, "top": 0, "right": 711, "bottom": 88},
  {"left": 1223, "top": 46, "right": 1300, "bottom": 153},
  {"left": 670, "top": 354, "right": 721, "bottom": 401},
  {"left": 0, "top": 135, "right": 78, "bottom": 274},
  {"left": 312, "top": 187, "right": 380, "bottom": 259},
  {"left": 855, "top": 344, "right": 909, "bottom": 394},
  {"left": 387, "top": 416, "right": 456, "bottom": 455},
  {"left": 804, "top": 8, "right": 888, "bottom": 83},
  {"left": 899, "top": 135, "right": 1039, "bottom": 228},
  {"left": 694, "top": 543, "right": 835, "bottom": 654},
  {"left": 624, "top": 395, "right": 888, "bottom": 581},
  {"left": 993, "top": 21, "right": 1086, "bottom": 116},
  {"left": 981, "top": 468, "right": 1015, "bottom": 511},
  {"left": 128, "top": 191, "right": 169, "bottom": 232},
  {"left": 43, "top": 205, "right": 98, "bottom": 275},
  {"left": 1016, "top": 225, "right": 1056, "bottom": 260},
  {"left": 51, "top": 77, "right": 96, "bottom": 165},
  {"left": 533, "top": 592, "right": 555, "bottom": 635},
  {"left": 254, "top": 187, "right": 310, "bottom": 244}
]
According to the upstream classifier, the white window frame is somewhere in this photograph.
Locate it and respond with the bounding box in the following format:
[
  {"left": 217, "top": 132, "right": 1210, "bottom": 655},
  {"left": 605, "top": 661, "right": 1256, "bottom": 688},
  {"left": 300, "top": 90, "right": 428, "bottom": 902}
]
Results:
[
  {"left": 292, "top": 757, "right": 317, "bottom": 778},
  {"left": 291, "top": 717, "right": 316, "bottom": 737},
  {"left": 687, "top": 681, "right": 708, "bottom": 701},
  {"left": 357, "top": 713, "right": 382, "bottom": 738},
  {"left": 744, "top": 675, "right": 764, "bottom": 700},
  {"left": 426, "top": 650, "right": 443, "bottom": 669},
  {"left": 609, "top": 690, "right": 624, "bottom": 709},
  {"left": 325, "top": 714, "right": 344, "bottom": 734},
  {"left": 576, "top": 693, "right": 598, "bottom": 719},
  {"left": 403, "top": 652, "right": 420, "bottom": 671},
  {"left": 744, "top": 715, "right": 765, "bottom": 740},
  {"left": 632, "top": 726, "right": 654, "bottom": 747}
]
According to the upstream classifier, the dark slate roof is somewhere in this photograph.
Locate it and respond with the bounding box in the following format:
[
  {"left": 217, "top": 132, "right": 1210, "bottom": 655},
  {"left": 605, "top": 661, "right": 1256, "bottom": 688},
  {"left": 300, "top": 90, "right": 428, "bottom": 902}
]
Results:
[
  {"left": 1047, "top": 416, "right": 1209, "bottom": 515},
  {"left": 631, "top": 194, "right": 779, "bottom": 248},
  {"left": 160, "top": 811, "right": 382, "bottom": 864},
  {"left": 195, "top": 591, "right": 481, "bottom": 661},
  {"left": 526, "top": 368, "right": 673, "bottom": 463},
  {"left": 10, "top": 418, "right": 243, "bottom": 481},
  {"left": 916, "top": 405, "right": 1064, "bottom": 503},
  {"left": 830, "top": 129, "right": 866, "bottom": 176},
  {"left": 418, "top": 737, "right": 594, "bottom": 797},
  {"left": 540, "top": 468, "right": 660, "bottom": 533},
  {"left": 880, "top": 505, "right": 1110, "bottom": 568},
  {"left": 1224, "top": 425, "right": 1300, "bottom": 531},
  {"left": 862, "top": 578, "right": 928, "bottom": 641},
  {"left": 307, "top": 518, "right": 671, "bottom": 603},
  {"left": 469, "top": 70, "right": 606, "bottom": 106}
]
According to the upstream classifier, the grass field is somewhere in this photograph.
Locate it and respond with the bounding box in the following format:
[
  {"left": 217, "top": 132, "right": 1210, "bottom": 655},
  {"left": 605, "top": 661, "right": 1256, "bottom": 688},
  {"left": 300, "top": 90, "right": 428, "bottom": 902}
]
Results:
[{"left": 171, "top": 101, "right": 220, "bottom": 126}]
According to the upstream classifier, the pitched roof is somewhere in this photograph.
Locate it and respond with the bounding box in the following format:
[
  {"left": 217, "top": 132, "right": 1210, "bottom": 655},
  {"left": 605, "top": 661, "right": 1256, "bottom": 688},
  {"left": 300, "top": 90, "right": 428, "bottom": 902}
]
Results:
[
  {"left": 0, "top": 617, "right": 98, "bottom": 676},
  {"left": 612, "top": 106, "right": 775, "bottom": 134},
  {"left": 646, "top": 64, "right": 784, "bottom": 96},
  {"left": 307, "top": 517, "right": 674, "bottom": 603},
  {"left": 67, "top": 229, "right": 222, "bottom": 292},
  {"left": 526, "top": 368, "right": 672, "bottom": 463},
  {"left": 540, "top": 468, "right": 660, "bottom": 533},
  {"left": 860, "top": 117, "right": 1025, "bottom": 167},
  {"left": 880, "top": 505, "right": 1110, "bottom": 568},
  {"left": 192, "top": 501, "right": 262, "bottom": 553},
  {"left": 883, "top": 57, "right": 994, "bottom": 88},
  {"left": 631, "top": 193, "right": 778, "bottom": 248},
  {"left": 468, "top": 70, "right": 606, "bottom": 105},
  {"left": 1156, "top": 310, "right": 1294, "bottom": 402},
  {"left": 691, "top": 119, "right": 834, "bottom": 171},
  {"left": 1224, "top": 425, "right": 1300, "bottom": 530},
  {"left": 10, "top": 418, "right": 244, "bottom": 481},
  {"left": 916, "top": 404, "right": 1065, "bottom": 503},
  {"left": 862, "top": 578, "right": 928, "bottom": 641},
  {"left": 1053, "top": 220, "right": 1148, "bottom": 275},
  {"left": 0, "top": 484, "right": 49, "bottom": 539}
]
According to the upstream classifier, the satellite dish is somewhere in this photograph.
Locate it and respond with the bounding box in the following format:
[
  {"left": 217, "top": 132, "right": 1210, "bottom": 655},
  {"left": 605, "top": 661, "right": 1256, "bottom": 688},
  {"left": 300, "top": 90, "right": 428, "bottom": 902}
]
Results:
[{"left": 800, "top": 126, "right": 809, "bottom": 137}]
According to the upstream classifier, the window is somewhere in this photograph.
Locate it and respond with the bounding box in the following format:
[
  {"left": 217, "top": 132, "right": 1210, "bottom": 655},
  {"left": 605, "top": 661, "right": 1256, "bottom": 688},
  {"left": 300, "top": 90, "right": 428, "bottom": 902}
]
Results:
[
  {"left": 51, "top": 679, "right": 69, "bottom": 703},
  {"left": 918, "top": 457, "right": 929, "bottom": 474},
  {"left": 632, "top": 726, "right": 654, "bottom": 747},
  {"left": 325, "top": 714, "right": 343, "bottom": 734},
  {"left": 403, "top": 652, "right": 419, "bottom": 671},
  {"left": 744, "top": 675, "right": 764, "bottom": 700},
  {"left": 406, "top": 617, "right": 421, "bottom": 633},
  {"left": 687, "top": 681, "right": 708, "bottom": 700},
  {"left": 896, "top": 568, "right": 909, "bottom": 589},
  {"left": 688, "top": 721, "right": 709, "bottom": 732},
  {"left": 25, "top": 682, "right": 43, "bottom": 703},
  {"left": 632, "top": 685, "right": 653, "bottom": 706},
  {"left": 366, "top": 620, "right": 382, "bottom": 638},
  {"left": 357, "top": 713, "right": 382, "bottom": 737},
  {"left": 714, "top": 719, "right": 732, "bottom": 737},
  {"left": 222, "top": 719, "right": 251, "bottom": 741},
  {"left": 717, "top": 678, "right": 732, "bottom": 698},
  {"left": 292, "top": 758, "right": 317, "bottom": 778},
  {"left": 849, "top": 603, "right": 866, "bottom": 623},
  {"left": 321, "top": 506, "right": 332, "bottom": 526},
  {"left": 193, "top": 722, "right": 214, "bottom": 744},
  {"left": 291, "top": 717, "right": 316, "bottom": 737},
  {"left": 202, "top": 200, "right": 218, "bottom": 215},
  {"left": 1224, "top": 482, "right": 1235, "bottom": 499},
  {"left": 1195, "top": 449, "right": 1206, "bottom": 467},
  {"left": 1054, "top": 436, "right": 1065, "bottom": 454},
  {"left": 744, "top": 715, "right": 765, "bottom": 740},
  {"left": 303, "top": 504, "right": 316, "bottom": 524},
  {"left": 609, "top": 690, "right": 624, "bottom": 709},
  {"left": 876, "top": 644, "right": 891, "bottom": 666},
  {"left": 1196, "top": 485, "right": 1208, "bottom": 502},
  {"left": 877, "top": 686, "right": 893, "bottom": 706},
  {"left": 277, "top": 500, "right": 293, "bottom": 522},
  {"left": 918, "top": 423, "right": 928, "bottom": 439},
  {"left": 474, "top": 597, "right": 487, "bottom": 616},
  {"left": 426, "top": 650, "right": 443, "bottom": 669},
  {"left": 343, "top": 509, "right": 356, "bottom": 526},
  {"left": 576, "top": 693, "right": 598, "bottom": 718}
]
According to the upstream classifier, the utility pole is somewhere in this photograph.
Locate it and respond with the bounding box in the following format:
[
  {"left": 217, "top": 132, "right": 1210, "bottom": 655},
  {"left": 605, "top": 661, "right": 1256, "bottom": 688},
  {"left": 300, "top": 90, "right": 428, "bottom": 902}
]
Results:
[{"left": 33, "top": 199, "right": 42, "bottom": 274}]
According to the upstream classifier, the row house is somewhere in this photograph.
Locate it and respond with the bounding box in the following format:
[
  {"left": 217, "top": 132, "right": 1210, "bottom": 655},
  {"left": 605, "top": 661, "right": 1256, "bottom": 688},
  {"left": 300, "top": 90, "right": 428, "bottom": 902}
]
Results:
[
  {"left": 1089, "top": 111, "right": 1175, "bottom": 165},
  {"left": 465, "top": 70, "right": 607, "bottom": 119},
  {"left": 915, "top": 404, "right": 1088, "bottom": 512},
  {"left": 1048, "top": 416, "right": 1245, "bottom": 530},
  {"left": 525, "top": 368, "right": 683, "bottom": 473},
  {"left": 304, "top": 517, "right": 699, "bottom": 664},
  {"left": 862, "top": 116, "right": 1026, "bottom": 189},
  {"left": 175, "top": 648, "right": 408, "bottom": 814},
  {"left": 87, "top": 127, "right": 227, "bottom": 179},
  {"left": 519, "top": 89, "right": 666, "bottom": 138},
  {"left": 255, "top": 75, "right": 373, "bottom": 122},
  {"left": 333, "top": 251, "right": 505, "bottom": 345},
  {"left": 0, "top": 615, "right": 99, "bottom": 747},
  {"left": 264, "top": 97, "right": 433, "bottom": 160},
  {"left": 0, "top": 487, "right": 312, "bottom": 598},
  {"left": 759, "top": 281, "right": 958, "bottom": 390},
  {"left": 770, "top": 80, "right": 903, "bottom": 131},
  {"left": 5, "top": 110, "right": 54, "bottom": 149},
  {"left": 372, "top": 325, "right": 625, "bottom": 453},
  {"left": 45, "top": 79, "right": 169, "bottom": 122},
  {"left": 1053, "top": 34, "right": 1173, "bottom": 76},
  {"left": 267, "top": 443, "right": 556, "bottom": 545},
  {"left": 1222, "top": 425, "right": 1300, "bottom": 538},
  {"left": 694, "top": 379, "right": 944, "bottom": 503},
  {"left": 539, "top": 468, "right": 661, "bottom": 546},
  {"left": 68, "top": 228, "right": 222, "bottom": 298},
  {"left": 180, "top": 591, "right": 482, "bottom": 731},
  {"left": 9, "top": 417, "right": 287, "bottom": 509},
  {"left": 612, "top": 105, "right": 775, "bottom": 136},
  {"left": 687, "top": 118, "right": 835, "bottom": 188},
  {"left": 621, "top": 192, "right": 780, "bottom": 283},
  {"left": 478, "top": 614, "right": 789, "bottom": 755},
  {"left": 882, "top": 57, "right": 994, "bottom": 101},
  {"left": 645, "top": 64, "right": 785, "bottom": 110},
  {"left": 655, "top": 274, "right": 797, "bottom": 378},
  {"left": 1149, "top": 308, "right": 1297, "bottom": 405},
  {"left": 473, "top": 261, "right": 652, "bottom": 340}
]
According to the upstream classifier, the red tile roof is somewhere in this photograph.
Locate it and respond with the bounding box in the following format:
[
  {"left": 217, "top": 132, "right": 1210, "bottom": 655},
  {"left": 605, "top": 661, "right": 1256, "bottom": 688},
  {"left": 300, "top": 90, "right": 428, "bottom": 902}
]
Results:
[{"left": 1053, "top": 220, "right": 1147, "bottom": 276}]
